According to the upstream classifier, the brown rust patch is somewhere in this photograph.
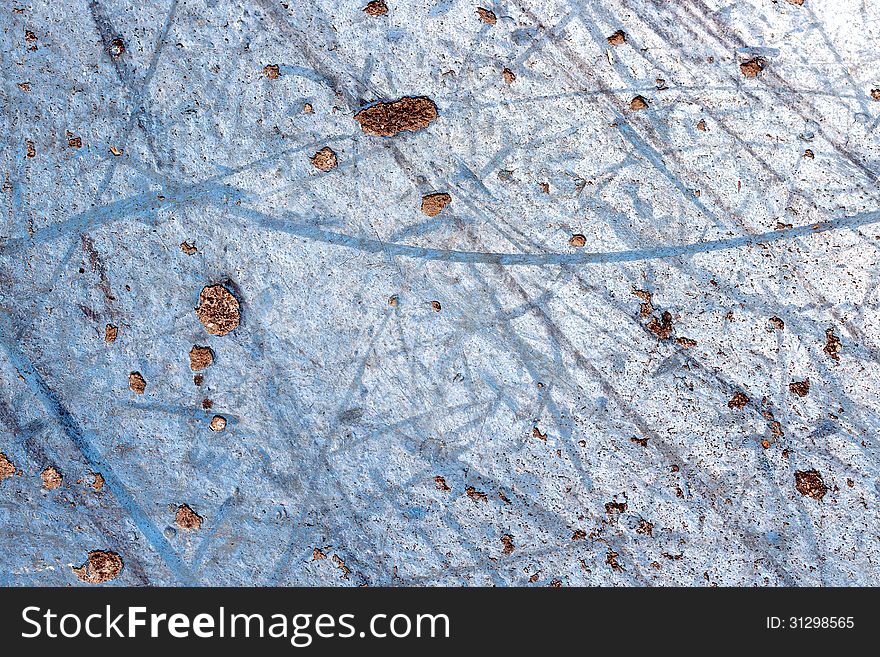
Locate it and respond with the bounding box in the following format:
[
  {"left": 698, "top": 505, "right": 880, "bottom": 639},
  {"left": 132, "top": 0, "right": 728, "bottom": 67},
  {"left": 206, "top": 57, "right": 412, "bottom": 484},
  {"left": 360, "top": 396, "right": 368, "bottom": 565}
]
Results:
[
  {"left": 647, "top": 311, "right": 673, "bottom": 340},
  {"left": 104, "top": 324, "right": 117, "bottom": 343},
  {"left": 129, "top": 372, "right": 146, "bottom": 394},
  {"left": 768, "top": 316, "right": 785, "bottom": 330},
  {"left": 477, "top": 7, "right": 496, "bottom": 24},
  {"left": 311, "top": 146, "right": 338, "bottom": 172},
  {"left": 210, "top": 415, "right": 227, "bottom": 432},
  {"left": 795, "top": 469, "right": 827, "bottom": 500},
  {"left": 175, "top": 504, "right": 203, "bottom": 530},
  {"left": 421, "top": 192, "right": 451, "bottom": 217},
  {"left": 73, "top": 550, "right": 123, "bottom": 584},
  {"left": 824, "top": 328, "right": 841, "bottom": 361},
  {"left": 91, "top": 472, "right": 105, "bottom": 492},
  {"left": 501, "top": 534, "right": 515, "bottom": 555},
  {"left": 502, "top": 68, "right": 516, "bottom": 84},
  {"left": 264, "top": 64, "right": 279, "bottom": 79},
  {"left": 196, "top": 284, "right": 240, "bottom": 336},
  {"left": 434, "top": 475, "right": 451, "bottom": 492},
  {"left": 636, "top": 518, "right": 654, "bottom": 536},
  {"left": 431, "top": 300, "right": 442, "bottom": 312},
  {"left": 728, "top": 391, "right": 749, "bottom": 409},
  {"left": 789, "top": 379, "right": 810, "bottom": 397},
  {"left": 189, "top": 345, "right": 214, "bottom": 371},
  {"left": 605, "top": 549, "right": 623, "bottom": 572},
  {"left": 466, "top": 486, "right": 487, "bottom": 502},
  {"left": 363, "top": 0, "right": 388, "bottom": 16},
  {"left": 740, "top": 57, "right": 766, "bottom": 78},
  {"left": 569, "top": 233, "right": 586, "bottom": 248},
  {"left": 872, "top": 89, "right": 880, "bottom": 101},
  {"left": 630, "top": 95, "right": 649, "bottom": 110},
  {"left": 41, "top": 466, "right": 62, "bottom": 490},
  {"left": 696, "top": 119, "right": 707, "bottom": 131},
  {"left": 632, "top": 289, "right": 653, "bottom": 318},
  {"left": 353, "top": 96, "right": 438, "bottom": 137},
  {"left": 675, "top": 337, "right": 697, "bottom": 348},
  {"left": 180, "top": 241, "right": 197, "bottom": 255},
  {"left": 0, "top": 453, "right": 16, "bottom": 481},
  {"left": 607, "top": 30, "right": 626, "bottom": 46}
]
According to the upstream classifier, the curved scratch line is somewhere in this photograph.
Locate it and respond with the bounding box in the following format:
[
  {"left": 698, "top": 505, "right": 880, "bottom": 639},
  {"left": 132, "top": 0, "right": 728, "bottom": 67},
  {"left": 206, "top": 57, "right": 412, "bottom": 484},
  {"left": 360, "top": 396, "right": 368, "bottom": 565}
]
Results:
[{"left": 232, "top": 205, "right": 880, "bottom": 266}]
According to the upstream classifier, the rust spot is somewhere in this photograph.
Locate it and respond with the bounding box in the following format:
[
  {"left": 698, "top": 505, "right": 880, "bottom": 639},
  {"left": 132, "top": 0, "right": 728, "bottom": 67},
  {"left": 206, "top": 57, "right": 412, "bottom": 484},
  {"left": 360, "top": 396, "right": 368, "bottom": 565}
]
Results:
[
  {"left": 728, "top": 391, "right": 749, "bottom": 409},
  {"left": 312, "top": 548, "right": 326, "bottom": 560},
  {"left": 768, "top": 316, "right": 785, "bottom": 330},
  {"left": 569, "top": 233, "right": 586, "bottom": 248},
  {"left": 0, "top": 453, "right": 16, "bottom": 481},
  {"left": 189, "top": 345, "right": 214, "bottom": 371},
  {"left": 696, "top": 119, "right": 707, "bottom": 131},
  {"left": 789, "top": 379, "right": 810, "bottom": 397},
  {"left": 68, "top": 135, "right": 82, "bottom": 148},
  {"left": 632, "top": 289, "right": 654, "bottom": 318},
  {"left": 824, "top": 328, "right": 841, "bottom": 361},
  {"left": 40, "top": 466, "right": 62, "bottom": 490},
  {"left": 647, "top": 310, "right": 673, "bottom": 340},
  {"left": 607, "top": 30, "right": 626, "bottom": 46},
  {"left": 502, "top": 67, "right": 516, "bottom": 84},
  {"left": 311, "top": 146, "right": 338, "bottom": 172},
  {"left": 108, "top": 37, "right": 125, "bottom": 57},
  {"left": 26, "top": 140, "right": 35, "bottom": 157},
  {"left": 466, "top": 486, "right": 487, "bottom": 502},
  {"left": 630, "top": 95, "right": 649, "bottom": 110},
  {"left": 421, "top": 192, "right": 451, "bottom": 217},
  {"left": 476, "top": 7, "right": 496, "bottom": 24},
  {"left": 104, "top": 324, "right": 118, "bottom": 343},
  {"left": 795, "top": 469, "right": 827, "bottom": 501},
  {"left": 434, "top": 475, "right": 451, "bottom": 492},
  {"left": 740, "top": 57, "right": 766, "bottom": 78},
  {"left": 431, "top": 300, "right": 442, "bottom": 312},
  {"left": 180, "top": 241, "right": 197, "bottom": 255},
  {"left": 353, "top": 97, "right": 438, "bottom": 137},
  {"left": 803, "top": 149, "right": 814, "bottom": 159},
  {"left": 675, "top": 336, "right": 696, "bottom": 348},
  {"left": 264, "top": 64, "right": 280, "bottom": 79},
  {"left": 91, "top": 472, "right": 105, "bottom": 492},
  {"left": 571, "top": 529, "right": 587, "bottom": 540},
  {"left": 606, "top": 548, "right": 623, "bottom": 572},
  {"left": 129, "top": 372, "right": 146, "bottom": 395},
  {"left": 210, "top": 415, "right": 227, "bottom": 432},
  {"left": 532, "top": 426, "right": 547, "bottom": 441},
  {"left": 636, "top": 518, "right": 654, "bottom": 536},
  {"left": 72, "top": 550, "right": 123, "bottom": 583},
  {"left": 501, "top": 534, "right": 515, "bottom": 555},
  {"left": 363, "top": 0, "right": 388, "bottom": 16},
  {"left": 196, "top": 284, "right": 240, "bottom": 336},
  {"left": 175, "top": 504, "right": 203, "bottom": 530}
]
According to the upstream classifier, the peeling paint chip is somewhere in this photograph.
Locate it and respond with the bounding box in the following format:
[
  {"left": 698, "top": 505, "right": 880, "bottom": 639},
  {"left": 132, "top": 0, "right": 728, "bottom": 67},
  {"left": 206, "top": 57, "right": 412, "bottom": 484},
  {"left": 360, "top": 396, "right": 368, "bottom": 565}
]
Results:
[
  {"left": 91, "top": 472, "right": 105, "bottom": 491},
  {"left": 353, "top": 96, "right": 438, "bottom": 137},
  {"left": 607, "top": 29, "right": 626, "bottom": 46},
  {"left": 740, "top": 57, "right": 766, "bottom": 78},
  {"left": 129, "top": 371, "right": 146, "bottom": 394},
  {"left": 175, "top": 504, "right": 203, "bottom": 530},
  {"left": 363, "top": 0, "right": 388, "bottom": 16},
  {"left": 210, "top": 415, "right": 227, "bottom": 432},
  {"left": 477, "top": 7, "right": 496, "bottom": 24},
  {"left": 196, "top": 284, "right": 240, "bottom": 336},
  {"left": 41, "top": 466, "right": 62, "bottom": 490},
  {"left": 421, "top": 192, "right": 451, "bottom": 217},
  {"left": 264, "top": 64, "right": 280, "bottom": 79},
  {"left": 502, "top": 67, "right": 516, "bottom": 83},
  {"left": 189, "top": 345, "right": 214, "bottom": 371},
  {"left": 180, "top": 241, "right": 197, "bottom": 255},
  {"left": 795, "top": 469, "right": 827, "bottom": 500},
  {"left": 311, "top": 146, "right": 338, "bottom": 172},
  {"left": 0, "top": 453, "right": 16, "bottom": 481},
  {"left": 872, "top": 89, "right": 880, "bottom": 101},
  {"left": 105, "top": 323, "right": 117, "bottom": 343},
  {"left": 73, "top": 550, "right": 123, "bottom": 584}
]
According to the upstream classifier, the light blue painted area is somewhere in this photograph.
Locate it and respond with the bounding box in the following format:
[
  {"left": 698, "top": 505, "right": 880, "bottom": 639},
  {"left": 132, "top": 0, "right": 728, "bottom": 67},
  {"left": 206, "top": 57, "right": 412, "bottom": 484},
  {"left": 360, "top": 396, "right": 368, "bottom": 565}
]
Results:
[{"left": 1, "top": 0, "right": 879, "bottom": 587}]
